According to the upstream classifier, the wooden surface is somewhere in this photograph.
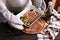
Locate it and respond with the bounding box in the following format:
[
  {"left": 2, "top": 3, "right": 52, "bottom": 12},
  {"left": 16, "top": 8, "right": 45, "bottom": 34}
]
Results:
[
  {"left": 54, "top": 0, "right": 60, "bottom": 10},
  {"left": 23, "top": 19, "right": 46, "bottom": 34}
]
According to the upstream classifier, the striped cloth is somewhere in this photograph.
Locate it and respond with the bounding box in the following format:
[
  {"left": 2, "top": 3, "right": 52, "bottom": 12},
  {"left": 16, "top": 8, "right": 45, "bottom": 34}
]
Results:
[
  {"left": 37, "top": 26, "right": 59, "bottom": 40},
  {"left": 37, "top": 6, "right": 60, "bottom": 40}
]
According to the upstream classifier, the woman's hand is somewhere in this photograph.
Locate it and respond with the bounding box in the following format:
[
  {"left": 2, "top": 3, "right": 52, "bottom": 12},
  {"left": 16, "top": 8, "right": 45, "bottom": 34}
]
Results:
[{"left": 0, "top": 1, "right": 24, "bottom": 30}]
